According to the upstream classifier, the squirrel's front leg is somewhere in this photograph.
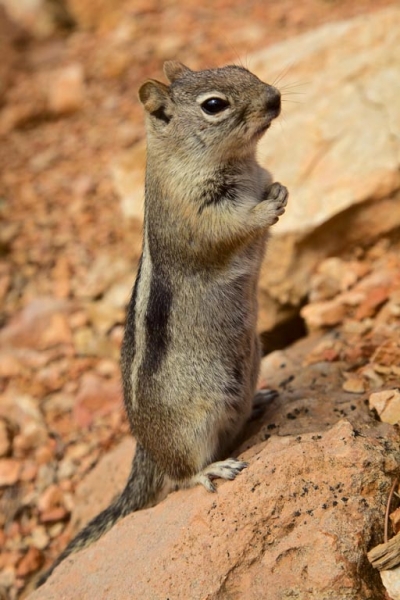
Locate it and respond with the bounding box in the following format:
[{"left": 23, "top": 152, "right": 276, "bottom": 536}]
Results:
[{"left": 252, "top": 182, "right": 288, "bottom": 228}]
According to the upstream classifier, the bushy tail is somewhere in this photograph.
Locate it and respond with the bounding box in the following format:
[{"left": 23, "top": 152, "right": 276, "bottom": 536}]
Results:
[{"left": 36, "top": 444, "right": 164, "bottom": 587}]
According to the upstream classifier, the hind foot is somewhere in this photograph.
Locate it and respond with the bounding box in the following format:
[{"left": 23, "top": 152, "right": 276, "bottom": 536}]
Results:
[
  {"left": 250, "top": 388, "right": 279, "bottom": 421},
  {"left": 191, "top": 458, "right": 248, "bottom": 493}
]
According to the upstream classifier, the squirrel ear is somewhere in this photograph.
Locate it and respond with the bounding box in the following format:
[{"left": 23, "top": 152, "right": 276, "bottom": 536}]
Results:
[
  {"left": 163, "top": 61, "right": 191, "bottom": 83},
  {"left": 138, "top": 80, "right": 173, "bottom": 123}
]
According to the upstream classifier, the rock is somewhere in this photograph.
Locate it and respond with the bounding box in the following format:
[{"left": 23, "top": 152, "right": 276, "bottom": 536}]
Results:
[
  {"left": 40, "top": 507, "right": 69, "bottom": 524},
  {"left": 111, "top": 142, "right": 146, "bottom": 220},
  {"left": 69, "top": 437, "right": 134, "bottom": 533},
  {"left": 19, "top": 461, "right": 38, "bottom": 482},
  {"left": 0, "top": 459, "right": 21, "bottom": 486},
  {"left": 0, "top": 566, "right": 15, "bottom": 590},
  {"left": 65, "top": 0, "right": 126, "bottom": 30},
  {"left": 56, "top": 459, "right": 75, "bottom": 481},
  {"left": 28, "top": 526, "right": 50, "bottom": 551},
  {"left": 369, "top": 389, "right": 400, "bottom": 425},
  {"left": 361, "top": 366, "right": 385, "bottom": 390},
  {"left": 247, "top": 7, "right": 400, "bottom": 331},
  {"left": 13, "top": 420, "right": 47, "bottom": 455},
  {"left": 64, "top": 443, "right": 91, "bottom": 461},
  {"left": 302, "top": 337, "right": 343, "bottom": 365},
  {"left": 35, "top": 445, "right": 54, "bottom": 466},
  {"left": 390, "top": 508, "right": 400, "bottom": 536},
  {"left": 355, "top": 286, "right": 391, "bottom": 320},
  {"left": 0, "top": 421, "right": 10, "bottom": 457},
  {"left": 48, "top": 522, "right": 64, "bottom": 540},
  {"left": 309, "top": 257, "right": 369, "bottom": 302},
  {"left": 342, "top": 377, "right": 366, "bottom": 394},
  {"left": 92, "top": 40, "right": 132, "bottom": 79},
  {"left": 301, "top": 298, "right": 346, "bottom": 329},
  {"left": 29, "top": 148, "right": 60, "bottom": 173},
  {"left": 0, "top": 298, "right": 72, "bottom": 351},
  {"left": 36, "top": 464, "right": 57, "bottom": 494},
  {"left": 300, "top": 246, "right": 400, "bottom": 340},
  {"left": 79, "top": 254, "right": 131, "bottom": 299},
  {"left": 0, "top": 547, "right": 21, "bottom": 570},
  {"left": 0, "top": 0, "right": 64, "bottom": 38},
  {"left": 0, "top": 263, "right": 10, "bottom": 305},
  {"left": 16, "top": 547, "right": 43, "bottom": 577},
  {"left": 31, "top": 420, "right": 398, "bottom": 600},
  {"left": 35, "top": 362, "right": 67, "bottom": 395},
  {"left": 37, "top": 485, "right": 65, "bottom": 514},
  {"left": 381, "top": 567, "right": 400, "bottom": 600},
  {"left": 103, "top": 277, "right": 132, "bottom": 310},
  {"left": 0, "top": 392, "right": 47, "bottom": 460},
  {"left": 342, "top": 319, "right": 373, "bottom": 335},
  {"left": 0, "top": 6, "right": 22, "bottom": 101},
  {"left": 72, "top": 373, "right": 122, "bottom": 428},
  {"left": 72, "top": 327, "right": 96, "bottom": 357},
  {"left": 95, "top": 359, "right": 118, "bottom": 378},
  {"left": 86, "top": 301, "right": 124, "bottom": 336},
  {"left": 46, "top": 64, "right": 85, "bottom": 115},
  {"left": 0, "top": 351, "right": 23, "bottom": 378},
  {"left": 372, "top": 341, "right": 400, "bottom": 369},
  {"left": 72, "top": 326, "right": 120, "bottom": 360}
]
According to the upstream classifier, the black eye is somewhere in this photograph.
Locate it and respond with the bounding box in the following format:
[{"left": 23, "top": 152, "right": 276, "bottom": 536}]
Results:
[{"left": 201, "top": 97, "right": 230, "bottom": 115}]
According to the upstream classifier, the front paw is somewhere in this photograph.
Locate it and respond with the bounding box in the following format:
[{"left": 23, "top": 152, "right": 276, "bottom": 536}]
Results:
[
  {"left": 264, "top": 182, "right": 288, "bottom": 217},
  {"left": 256, "top": 182, "right": 288, "bottom": 226}
]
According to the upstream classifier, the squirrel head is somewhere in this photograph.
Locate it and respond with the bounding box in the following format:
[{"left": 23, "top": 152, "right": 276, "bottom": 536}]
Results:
[{"left": 138, "top": 62, "right": 281, "bottom": 162}]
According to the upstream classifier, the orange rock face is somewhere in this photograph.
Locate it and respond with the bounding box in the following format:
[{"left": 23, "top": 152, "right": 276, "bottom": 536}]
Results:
[{"left": 30, "top": 420, "right": 398, "bottom": 600}]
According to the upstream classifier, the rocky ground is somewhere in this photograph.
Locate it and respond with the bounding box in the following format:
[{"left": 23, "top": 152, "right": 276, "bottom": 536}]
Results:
[{"left": 0, "top": 1, "right": 399, "bottom": 599}]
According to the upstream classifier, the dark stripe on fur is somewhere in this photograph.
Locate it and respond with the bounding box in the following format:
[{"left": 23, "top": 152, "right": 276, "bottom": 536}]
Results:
[
  {"left": 143, "top": 269, "right": 172, "bottom": 376},
  {"left": 198, "top": 168, "right": 238, "bottom": 215}
]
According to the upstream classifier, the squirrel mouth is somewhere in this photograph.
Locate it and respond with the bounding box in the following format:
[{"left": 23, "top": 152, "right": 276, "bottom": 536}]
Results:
[
  {"left": 254, "top": 101, "right": 281, "bottom": 138},
  {"left": 254, "top": 121, "right": 272, "bottom": 138}
]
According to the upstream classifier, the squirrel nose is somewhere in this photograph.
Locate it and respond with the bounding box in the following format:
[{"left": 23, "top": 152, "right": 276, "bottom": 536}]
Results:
[{"left": 266, "top": 87, "right": 281, "bottom": 116}]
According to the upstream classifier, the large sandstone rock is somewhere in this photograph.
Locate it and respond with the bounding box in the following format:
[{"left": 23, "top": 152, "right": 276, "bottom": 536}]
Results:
[
  {"left": 29, "top": 419, "right": 398, "bottom": 600},
  {"left": 252, "top": 7, "right": 400, "bottom": 330}
]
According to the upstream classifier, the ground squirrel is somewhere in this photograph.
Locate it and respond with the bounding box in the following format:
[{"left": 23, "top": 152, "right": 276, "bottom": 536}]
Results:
[{"left": 37, "top": 61, "right": 288, "bottom": 586}]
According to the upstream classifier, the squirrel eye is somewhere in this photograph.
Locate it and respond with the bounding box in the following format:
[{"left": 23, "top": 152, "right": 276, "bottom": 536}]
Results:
[{"left": 201, "top": 97, "right": 230, "bottom": 115}]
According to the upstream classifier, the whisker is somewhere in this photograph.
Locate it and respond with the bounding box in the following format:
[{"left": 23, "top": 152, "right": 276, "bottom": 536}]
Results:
[
  {"left": 218, "top": 36, "right": 246, "bottom": 69},
  {"left": 280, "top": 81, "right": 310, "bottom": 91},
  {"left": 271, "top": 63, "right": 294, "bottom": 86},
  {"left": 282, "top": 99, "right": 304, "bottom": 104}
]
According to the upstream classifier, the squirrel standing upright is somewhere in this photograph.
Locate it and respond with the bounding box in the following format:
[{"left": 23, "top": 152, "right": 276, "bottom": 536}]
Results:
[{"left": 38, "top": 61, "right": 288, "bottom": 585}]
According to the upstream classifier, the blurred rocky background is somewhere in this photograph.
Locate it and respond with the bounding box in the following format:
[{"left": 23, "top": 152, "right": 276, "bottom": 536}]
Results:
[{"left": 0, "top": 1, "right": 399, "bottom": 598}]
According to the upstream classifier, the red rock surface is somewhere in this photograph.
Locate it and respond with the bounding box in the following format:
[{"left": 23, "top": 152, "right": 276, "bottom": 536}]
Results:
[{"left": 29, "top": 420, "right": 398, "bottom": 600}]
